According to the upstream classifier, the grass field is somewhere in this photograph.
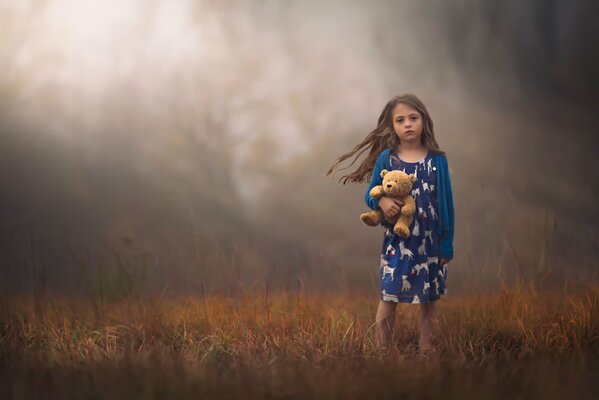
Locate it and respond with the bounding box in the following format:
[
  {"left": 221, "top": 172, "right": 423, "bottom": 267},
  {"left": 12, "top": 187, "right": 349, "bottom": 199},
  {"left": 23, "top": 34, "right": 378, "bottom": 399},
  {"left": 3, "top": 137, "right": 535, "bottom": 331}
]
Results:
[{"left": 1, "top": 281, "right": 598, "bottom": 399}]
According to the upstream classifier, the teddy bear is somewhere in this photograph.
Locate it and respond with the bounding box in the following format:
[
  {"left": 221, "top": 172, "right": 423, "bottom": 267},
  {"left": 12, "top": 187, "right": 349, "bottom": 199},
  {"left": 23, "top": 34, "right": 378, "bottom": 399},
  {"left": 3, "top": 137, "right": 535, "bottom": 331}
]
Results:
[{"left": 360, "top": 169, "right": 417, "bottom": 237}]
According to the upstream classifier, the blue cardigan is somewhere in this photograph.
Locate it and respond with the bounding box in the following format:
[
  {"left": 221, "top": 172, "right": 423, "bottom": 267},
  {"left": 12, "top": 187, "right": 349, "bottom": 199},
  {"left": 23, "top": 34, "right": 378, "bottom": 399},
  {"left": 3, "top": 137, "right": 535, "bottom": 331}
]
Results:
[{"left": 364, "top": 148, "right": 455, "bottom": 260}]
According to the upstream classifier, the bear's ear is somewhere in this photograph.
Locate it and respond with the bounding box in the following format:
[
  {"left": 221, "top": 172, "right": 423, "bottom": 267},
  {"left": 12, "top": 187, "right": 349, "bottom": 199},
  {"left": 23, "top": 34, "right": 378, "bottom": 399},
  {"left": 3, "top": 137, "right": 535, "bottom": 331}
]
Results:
[
  {"left": 408, "top": 174, "right": 417, "bottom": 182},
  {"left": 380, "top": 169, "right": 388, "bottom": 178}
]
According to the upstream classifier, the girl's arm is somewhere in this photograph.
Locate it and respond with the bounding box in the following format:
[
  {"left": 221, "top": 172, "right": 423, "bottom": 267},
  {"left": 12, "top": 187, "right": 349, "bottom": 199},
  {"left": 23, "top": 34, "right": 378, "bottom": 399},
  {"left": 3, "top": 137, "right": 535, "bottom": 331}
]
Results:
[
  {"left": 364, "top": 151, "right": 386, "bottom": 210},
  {"left": 439, "top": 155, "right": 454, "bottom": 261}
]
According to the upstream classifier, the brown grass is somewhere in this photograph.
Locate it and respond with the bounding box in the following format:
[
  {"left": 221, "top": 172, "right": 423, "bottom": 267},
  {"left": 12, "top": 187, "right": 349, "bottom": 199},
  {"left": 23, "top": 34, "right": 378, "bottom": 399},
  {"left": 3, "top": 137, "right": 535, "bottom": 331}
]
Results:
[{"left": 1, "top": 281, "right": 598, "bottom": 399}]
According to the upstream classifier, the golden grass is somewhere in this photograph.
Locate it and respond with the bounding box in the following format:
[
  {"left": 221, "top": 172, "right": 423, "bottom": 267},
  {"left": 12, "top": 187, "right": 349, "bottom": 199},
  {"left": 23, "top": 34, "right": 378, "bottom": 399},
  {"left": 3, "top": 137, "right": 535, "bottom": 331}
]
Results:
[{"left": 1, "top": 282, "right": 598, "bottom": 399}]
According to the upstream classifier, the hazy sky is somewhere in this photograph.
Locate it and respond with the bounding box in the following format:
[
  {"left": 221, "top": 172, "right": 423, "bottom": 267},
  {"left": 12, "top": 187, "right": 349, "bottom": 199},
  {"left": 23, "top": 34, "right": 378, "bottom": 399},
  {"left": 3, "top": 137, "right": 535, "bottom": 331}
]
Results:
[{"left": 1, "top": 0, "right": 597, "bottom": 295}]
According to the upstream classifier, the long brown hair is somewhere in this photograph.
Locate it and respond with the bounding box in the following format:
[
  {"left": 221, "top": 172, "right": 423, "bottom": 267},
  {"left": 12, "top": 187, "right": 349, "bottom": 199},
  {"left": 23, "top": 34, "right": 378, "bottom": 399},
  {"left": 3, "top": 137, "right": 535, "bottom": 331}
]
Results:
[{"left": 324, "top": 93, "right": 445, "bottom": 184}]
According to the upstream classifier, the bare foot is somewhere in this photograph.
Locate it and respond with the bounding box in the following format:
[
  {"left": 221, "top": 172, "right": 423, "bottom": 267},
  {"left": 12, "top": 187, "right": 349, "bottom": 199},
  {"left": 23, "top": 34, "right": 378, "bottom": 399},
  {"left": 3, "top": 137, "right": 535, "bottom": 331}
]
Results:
[{"left": 417, "top": 342, "right": 437, "bottom": 357}]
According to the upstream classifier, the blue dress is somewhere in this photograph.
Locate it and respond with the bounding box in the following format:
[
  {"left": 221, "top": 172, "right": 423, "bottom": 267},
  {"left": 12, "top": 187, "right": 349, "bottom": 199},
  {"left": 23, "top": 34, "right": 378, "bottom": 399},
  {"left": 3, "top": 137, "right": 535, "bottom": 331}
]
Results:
[{"left": 379, "top": 151, "right": 448, "bottom": 304}]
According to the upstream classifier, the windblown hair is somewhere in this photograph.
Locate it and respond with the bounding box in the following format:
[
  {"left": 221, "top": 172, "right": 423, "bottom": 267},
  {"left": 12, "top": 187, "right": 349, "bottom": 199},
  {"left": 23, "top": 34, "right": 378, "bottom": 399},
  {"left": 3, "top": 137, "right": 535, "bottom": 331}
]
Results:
[{"left": 324, "top": 93, "right": 445, "bottom": 184}]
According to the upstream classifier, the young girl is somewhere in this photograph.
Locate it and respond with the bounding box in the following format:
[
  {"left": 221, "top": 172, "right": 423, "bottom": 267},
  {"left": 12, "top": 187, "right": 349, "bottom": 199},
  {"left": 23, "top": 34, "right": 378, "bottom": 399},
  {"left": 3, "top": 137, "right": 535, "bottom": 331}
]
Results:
[{"left": 325, "top": 94, "right": 455, "bottom": 354}]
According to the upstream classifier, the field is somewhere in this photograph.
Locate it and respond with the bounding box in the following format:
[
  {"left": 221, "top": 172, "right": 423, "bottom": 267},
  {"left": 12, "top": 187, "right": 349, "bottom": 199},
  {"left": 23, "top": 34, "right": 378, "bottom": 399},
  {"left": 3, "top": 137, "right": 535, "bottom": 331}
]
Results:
[{"left": 1, "top": 281, "right": 598, "bottom": 399}]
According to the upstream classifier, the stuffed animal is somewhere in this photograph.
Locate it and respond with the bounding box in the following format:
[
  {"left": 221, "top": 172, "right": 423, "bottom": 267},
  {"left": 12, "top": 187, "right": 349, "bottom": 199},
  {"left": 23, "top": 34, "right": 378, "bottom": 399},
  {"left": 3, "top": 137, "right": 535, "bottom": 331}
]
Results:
[{"left": 360, "top": 169, "right": 417, "bottom": 237}]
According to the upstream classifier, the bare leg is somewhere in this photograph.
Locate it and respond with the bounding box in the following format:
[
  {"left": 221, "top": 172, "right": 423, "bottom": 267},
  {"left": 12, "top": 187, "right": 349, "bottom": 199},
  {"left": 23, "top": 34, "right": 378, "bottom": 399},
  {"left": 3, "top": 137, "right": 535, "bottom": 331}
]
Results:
[
  {"left": 375, "top": 300, "right": 397, "bottom": 348},
  {"left": 419, "top": 300, "right": 437, "bottom": 353}
]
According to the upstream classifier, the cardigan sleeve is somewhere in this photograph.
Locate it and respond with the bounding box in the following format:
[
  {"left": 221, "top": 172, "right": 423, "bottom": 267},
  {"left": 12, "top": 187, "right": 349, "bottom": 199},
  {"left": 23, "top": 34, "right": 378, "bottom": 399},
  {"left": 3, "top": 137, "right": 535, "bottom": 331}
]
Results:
[
  {"left": 438, "top": 154, "right": 455, "bottom": 260},
  {"left": 364, "top": 150, "right": 388, "bottom": 210}
]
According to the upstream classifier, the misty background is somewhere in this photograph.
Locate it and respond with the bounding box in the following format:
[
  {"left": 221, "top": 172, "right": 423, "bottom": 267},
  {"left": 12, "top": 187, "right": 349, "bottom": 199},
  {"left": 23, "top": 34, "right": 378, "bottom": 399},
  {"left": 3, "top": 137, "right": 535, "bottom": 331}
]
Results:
[{"left": 0, "top": 0, "right": 597, "bottom": 299}]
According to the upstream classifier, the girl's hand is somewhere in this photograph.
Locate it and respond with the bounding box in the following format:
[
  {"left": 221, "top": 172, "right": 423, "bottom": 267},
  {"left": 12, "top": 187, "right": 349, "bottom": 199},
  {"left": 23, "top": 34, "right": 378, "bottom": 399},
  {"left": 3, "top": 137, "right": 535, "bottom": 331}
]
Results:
[
  {"left": 379, "top": 196, "right": 404, "bottom": 219},
  {"left": 439, "top": 258, "right": 450, "bottom": 266}
]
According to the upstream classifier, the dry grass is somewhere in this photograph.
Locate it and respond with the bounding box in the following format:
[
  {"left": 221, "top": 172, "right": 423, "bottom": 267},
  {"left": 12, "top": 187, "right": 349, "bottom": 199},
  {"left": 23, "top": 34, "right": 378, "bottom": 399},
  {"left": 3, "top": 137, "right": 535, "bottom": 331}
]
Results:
[{"left": 1, "top": 281, "right": 598, "bottom": 399}]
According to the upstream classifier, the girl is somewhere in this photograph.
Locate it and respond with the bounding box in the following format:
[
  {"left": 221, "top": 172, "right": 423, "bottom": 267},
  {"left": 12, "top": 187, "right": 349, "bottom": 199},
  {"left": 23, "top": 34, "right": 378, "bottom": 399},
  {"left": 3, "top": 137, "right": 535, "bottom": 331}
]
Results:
[{"left": 324, "top": 94, "right": 455, "bottom": 354}]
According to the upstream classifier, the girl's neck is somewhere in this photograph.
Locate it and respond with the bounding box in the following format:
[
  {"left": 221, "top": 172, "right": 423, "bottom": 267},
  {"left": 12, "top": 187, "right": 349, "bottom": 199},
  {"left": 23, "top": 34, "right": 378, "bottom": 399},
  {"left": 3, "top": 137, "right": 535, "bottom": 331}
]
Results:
[{"left": 396, "top": 141, "right": 426, "bottom": 154}]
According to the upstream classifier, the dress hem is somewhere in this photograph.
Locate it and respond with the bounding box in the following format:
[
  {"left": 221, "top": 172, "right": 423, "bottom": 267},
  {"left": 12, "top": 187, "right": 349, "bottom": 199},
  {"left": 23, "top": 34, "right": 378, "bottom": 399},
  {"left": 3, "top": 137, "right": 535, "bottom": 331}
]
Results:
[{"left": 380, "top": 289, "right": 447, "bottom": 304}]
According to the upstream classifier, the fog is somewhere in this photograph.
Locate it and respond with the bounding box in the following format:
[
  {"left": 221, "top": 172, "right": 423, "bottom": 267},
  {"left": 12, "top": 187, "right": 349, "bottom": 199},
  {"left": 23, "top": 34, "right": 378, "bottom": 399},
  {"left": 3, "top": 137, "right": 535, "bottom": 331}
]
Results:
[{"left": 0, "top": 0, "right": 597, "bottom": 298}]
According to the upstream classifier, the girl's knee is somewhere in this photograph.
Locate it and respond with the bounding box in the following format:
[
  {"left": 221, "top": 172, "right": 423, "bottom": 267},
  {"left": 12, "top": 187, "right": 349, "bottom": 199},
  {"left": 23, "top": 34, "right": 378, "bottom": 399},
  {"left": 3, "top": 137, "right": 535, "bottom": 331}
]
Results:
[
  {"left": 380, "top": 300, "right": 398, "bottom": 311},
  {"left": 419, "top": 301, "right": 436, "bottom": 315}
]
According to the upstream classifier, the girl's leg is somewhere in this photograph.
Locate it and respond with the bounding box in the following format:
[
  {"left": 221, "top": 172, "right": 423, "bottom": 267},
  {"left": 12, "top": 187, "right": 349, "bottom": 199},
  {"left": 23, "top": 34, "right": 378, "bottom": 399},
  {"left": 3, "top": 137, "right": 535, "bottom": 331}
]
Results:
[
  {"left": 375, "top": 300, "right": 397, "bottom": 348},
  {"left": 419, "top": 300, "right": 437, "bottom": 352}
]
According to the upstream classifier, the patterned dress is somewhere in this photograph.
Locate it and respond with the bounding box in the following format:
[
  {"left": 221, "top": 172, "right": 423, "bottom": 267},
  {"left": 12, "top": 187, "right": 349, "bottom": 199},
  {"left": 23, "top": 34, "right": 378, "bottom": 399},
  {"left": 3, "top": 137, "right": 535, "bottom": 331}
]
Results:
[{"left": 379, "top": 151, "right": 448, "bottom": 304}]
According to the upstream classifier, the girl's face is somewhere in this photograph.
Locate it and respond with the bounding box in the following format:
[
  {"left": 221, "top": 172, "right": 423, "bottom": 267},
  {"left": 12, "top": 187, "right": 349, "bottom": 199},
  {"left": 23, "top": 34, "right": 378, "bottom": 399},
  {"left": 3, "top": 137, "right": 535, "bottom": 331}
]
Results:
[{"left": 392, "top": 102, "right": 423, "bottom": 144}]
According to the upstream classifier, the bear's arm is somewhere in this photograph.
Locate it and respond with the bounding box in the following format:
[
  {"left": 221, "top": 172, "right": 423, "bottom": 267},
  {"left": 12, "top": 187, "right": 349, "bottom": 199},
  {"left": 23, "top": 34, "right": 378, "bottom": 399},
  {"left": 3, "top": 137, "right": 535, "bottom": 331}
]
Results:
[
  {"left": 369, "top": 186, "right": 384, "bottom": 199},
  {"left": 400, "top": 195, "right": 416, "bottom": 215}
]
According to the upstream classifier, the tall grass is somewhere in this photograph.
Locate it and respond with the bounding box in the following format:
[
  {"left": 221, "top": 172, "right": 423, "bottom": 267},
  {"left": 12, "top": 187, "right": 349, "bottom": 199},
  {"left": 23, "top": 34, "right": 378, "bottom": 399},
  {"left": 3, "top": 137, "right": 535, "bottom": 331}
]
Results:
[{"left": 0, "top": 280, "right": 597, "bottom": 399}]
